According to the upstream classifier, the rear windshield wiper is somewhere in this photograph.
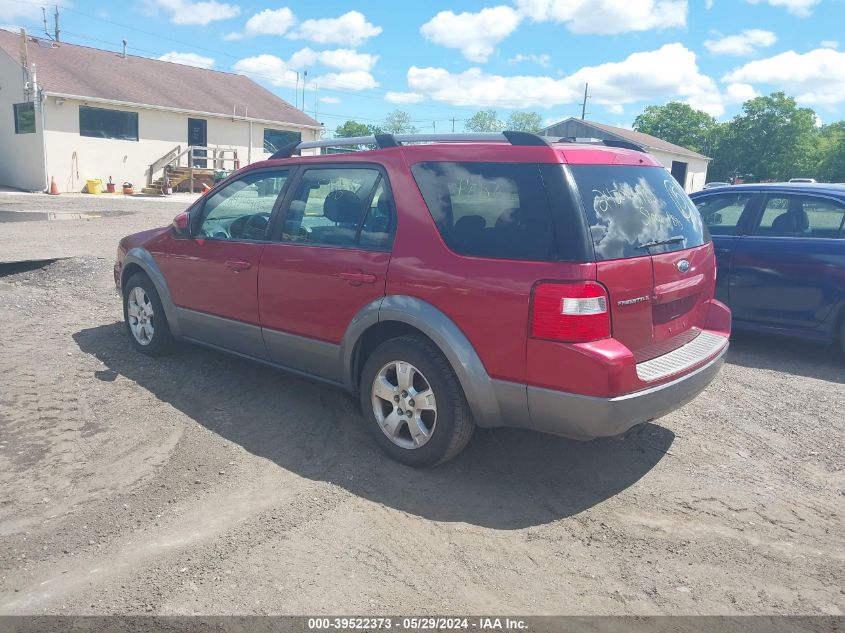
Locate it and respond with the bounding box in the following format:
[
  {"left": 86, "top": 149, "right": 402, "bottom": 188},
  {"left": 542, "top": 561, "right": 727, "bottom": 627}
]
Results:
[{"left": 636, "top": 236, "right": 686, "bottom": 250}]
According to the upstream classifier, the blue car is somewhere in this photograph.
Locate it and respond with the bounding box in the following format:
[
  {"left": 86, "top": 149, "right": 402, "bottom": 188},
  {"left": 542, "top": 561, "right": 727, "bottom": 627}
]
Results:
[{"left": 690, "top": 183, "right": 845, "bottom": 353}]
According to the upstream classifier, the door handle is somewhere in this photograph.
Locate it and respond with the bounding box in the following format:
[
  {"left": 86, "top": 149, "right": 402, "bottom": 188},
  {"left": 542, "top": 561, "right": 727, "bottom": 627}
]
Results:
[
  {"left": 339, "top": 271, "right": 377, "bottom": 285},
  {"left": 225, "top": 259, "right": 252, "bottom": 272},
  {"left": 714, "top": 247, "right": 732, "bottom": 255}
]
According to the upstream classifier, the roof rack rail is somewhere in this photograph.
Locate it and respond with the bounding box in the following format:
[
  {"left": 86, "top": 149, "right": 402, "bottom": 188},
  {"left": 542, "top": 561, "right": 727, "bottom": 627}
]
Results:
[
  {"left": 268, "top": 131, "right": 643, "bottom": 159},
  {"left": 270, "top": 131, "right": 554, "bottom": 158},
  {"left": 556, "top": 136, "right": 645, "bottom": 153}
]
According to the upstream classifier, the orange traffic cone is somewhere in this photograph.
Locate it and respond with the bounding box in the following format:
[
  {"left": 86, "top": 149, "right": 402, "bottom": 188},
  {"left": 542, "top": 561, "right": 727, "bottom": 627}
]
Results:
[
  {"left": 201, "top": 182, "right": 211, "bottom": 193},
  {"left": 48, "top": 177, "right": 60, "bottom": 195}
]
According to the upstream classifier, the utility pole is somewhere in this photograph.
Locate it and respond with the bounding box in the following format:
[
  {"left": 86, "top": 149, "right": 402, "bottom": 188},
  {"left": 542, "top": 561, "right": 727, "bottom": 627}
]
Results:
[
  {"left": 450, "top": 117, "right": 457, "bottom": 133},
  {"left": 301, "top": 70, "right": 308, "bottom": 112},
  {"left": 54, "top": 5, "right": 60, "bottom": 43},
  {"left": 581, "top": 83, "right": 589, "bottom": 120},
  {"left": 433, "top": 121, "right": 436, "bottom": 133}
]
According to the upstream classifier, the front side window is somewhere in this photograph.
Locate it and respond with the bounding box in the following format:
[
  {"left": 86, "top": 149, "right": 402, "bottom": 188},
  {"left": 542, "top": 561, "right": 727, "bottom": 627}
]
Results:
[
  {"left": 281, "top": 167, "right": 381, "bottom": 248},
  {"left": 756, "top": 195, "right": 845, "bottom": 238},
  {"left": 569, "top": 165, "right": 708, "bottom": 260},
  {"left": 694, "top": 193, "right": 754, "bottom": 236},
  {"left": 13, "top": 103, "right": 35, "bottom": 134},
  {"left": 264, "top": 129, "right": 302, "bottom": 153},
  {"left": 197, "top": 170, "right": 289, "bottom": 241},
  {"left": 411, "top": 162, "right": 557, "bottom": 261},
  {"left": 79, "top": 106, "right": 138, "bottom": 141}
]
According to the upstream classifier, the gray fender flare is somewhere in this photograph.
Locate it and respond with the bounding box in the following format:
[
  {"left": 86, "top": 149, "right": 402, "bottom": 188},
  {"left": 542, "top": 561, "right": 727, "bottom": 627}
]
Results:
[
  {"left": 340, "top": 295, "right": 506, "bottom": 427},
  {"left": 121, "top": 248, "right": 182, "bottom": 338}
]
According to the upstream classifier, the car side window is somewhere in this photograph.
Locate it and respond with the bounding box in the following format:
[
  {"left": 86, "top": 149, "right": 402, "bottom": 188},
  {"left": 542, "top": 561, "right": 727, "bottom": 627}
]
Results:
[
  {"left": 694, "top": 193, "right": 753, "bottom": 236},
  {"left": 281, "top": 167, "right": 381, "bottom": 248},
  {"left": 197, "top": 170, "right": 289, "bottom": 241},
  {"left": 756, "top": 195, "right": 845, "bottom": 238}
]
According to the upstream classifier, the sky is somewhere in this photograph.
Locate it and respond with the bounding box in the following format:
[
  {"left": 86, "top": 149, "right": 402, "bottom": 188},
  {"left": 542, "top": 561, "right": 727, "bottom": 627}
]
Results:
[{"left": 1, "top": 0, "right": 844, "bottom": 132}]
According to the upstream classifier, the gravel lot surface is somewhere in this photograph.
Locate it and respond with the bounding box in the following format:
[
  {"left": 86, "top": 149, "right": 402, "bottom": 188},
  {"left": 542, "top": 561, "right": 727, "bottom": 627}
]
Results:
[{"left": 0, "top": 193, "right": 843, "bottom": 616}]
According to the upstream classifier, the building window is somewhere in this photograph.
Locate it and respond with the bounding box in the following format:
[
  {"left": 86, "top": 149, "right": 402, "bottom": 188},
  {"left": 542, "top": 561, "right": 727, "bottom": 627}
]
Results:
[
  {"left": 264, "top": 129, "right": 301, "bottom": 153},
  {"left": 79, "top": 105, "right": 138, "bottom": 141},
  {"left": 13, "top": 103, "right": 35, "bottom": 134}
]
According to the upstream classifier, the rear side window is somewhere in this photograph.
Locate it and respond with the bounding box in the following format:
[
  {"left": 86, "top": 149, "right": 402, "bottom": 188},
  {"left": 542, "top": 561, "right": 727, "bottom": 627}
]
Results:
[
  {"left": 569, "top": 165, "right": 708, "bottom": 260},
  {"left": 411, "top": 162, "right": 557, "bottom": 261},
  {"left": 756, "top": 194, "right": 845, "bottom": 238}
]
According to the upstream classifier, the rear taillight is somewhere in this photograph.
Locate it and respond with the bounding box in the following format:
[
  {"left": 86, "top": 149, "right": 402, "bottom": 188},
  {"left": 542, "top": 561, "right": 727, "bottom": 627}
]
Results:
[{"left": 530, "top": 281, "right": 611, "bottom": 343}]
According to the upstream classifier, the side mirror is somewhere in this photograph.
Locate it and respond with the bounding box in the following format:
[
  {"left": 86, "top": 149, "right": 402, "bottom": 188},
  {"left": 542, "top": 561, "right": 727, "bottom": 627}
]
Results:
[{"left": 171, "top": 211, "right": 190, "bottom": 239}]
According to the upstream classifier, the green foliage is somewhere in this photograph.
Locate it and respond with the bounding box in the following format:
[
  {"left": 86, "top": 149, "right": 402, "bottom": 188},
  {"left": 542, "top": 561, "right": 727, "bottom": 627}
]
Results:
[
  {"left": 505, "top": 111, "right": 543, "bottom": 133},
  {"left": 633, "top": 102, "right": 717, "bottom": 155},
  {"left": 382, "top": 110, "right": 418, "bottom": 135},
  {"left": 334, "top": 120, "right": 382, "bottom": 138},
  {"left": 816, "top": 122, "right": 845, "bottom": 183},
  {"left": 464, "top": 110, "right": 505, "bottom": 133}
]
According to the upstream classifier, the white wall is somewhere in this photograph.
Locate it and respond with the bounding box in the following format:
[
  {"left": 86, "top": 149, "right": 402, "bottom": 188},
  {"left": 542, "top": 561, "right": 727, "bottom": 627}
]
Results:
[
  {"left": 0, "top": 51, "right": 47, "bottom": 191},
  {"left": 42, "top": 96, "right": 320, "bottom": 192},
  {"left": 649, "top": 149, "right": 709, "bottom": 193}
]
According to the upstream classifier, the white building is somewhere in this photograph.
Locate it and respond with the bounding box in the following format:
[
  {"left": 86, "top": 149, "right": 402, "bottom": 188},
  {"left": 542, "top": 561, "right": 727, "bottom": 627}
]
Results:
[
  {"left": 540, "top": 118, "right": 711, "bottom": 193},
  {"left": 0, "top": 29, "right": 322, "bottom": 193}
]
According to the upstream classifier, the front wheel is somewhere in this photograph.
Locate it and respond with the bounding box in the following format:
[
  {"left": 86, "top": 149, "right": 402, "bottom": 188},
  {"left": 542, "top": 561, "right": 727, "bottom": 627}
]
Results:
[
  {"left": 122, "top": 273, "right": 175, "bottom": 356},
  {"left": 359, "top": 335, "right": 475, "bottom": 467}
]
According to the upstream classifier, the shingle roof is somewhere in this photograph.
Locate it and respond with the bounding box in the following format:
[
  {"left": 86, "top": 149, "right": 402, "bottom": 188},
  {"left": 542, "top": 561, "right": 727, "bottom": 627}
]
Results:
[
  {"left": 0, "top": 29, "right": 321, "bottom": 128},
  {"left": 542, "top": 117, "right": 710, "bottom": 161}
]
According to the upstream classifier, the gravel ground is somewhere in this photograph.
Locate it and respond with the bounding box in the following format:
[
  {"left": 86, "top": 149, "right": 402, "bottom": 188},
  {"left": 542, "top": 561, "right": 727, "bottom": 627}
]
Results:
[{"left": 0, "top": 193, "right": 843, "bottom": 616}]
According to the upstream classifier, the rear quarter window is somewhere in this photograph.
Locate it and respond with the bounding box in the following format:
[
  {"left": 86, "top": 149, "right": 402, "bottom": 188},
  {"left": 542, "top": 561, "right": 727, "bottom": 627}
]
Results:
[
  {"left": 411, "top": 162, "right": 557, "bottom": 261},
  {"left": 569, "top": 165, "right": 709, "bottom": 260}
]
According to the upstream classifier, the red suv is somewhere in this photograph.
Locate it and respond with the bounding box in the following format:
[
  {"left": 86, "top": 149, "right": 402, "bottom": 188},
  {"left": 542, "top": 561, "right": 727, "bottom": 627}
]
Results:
[{"left": 114, "top": 132, "right": 730, "bottom": 467}]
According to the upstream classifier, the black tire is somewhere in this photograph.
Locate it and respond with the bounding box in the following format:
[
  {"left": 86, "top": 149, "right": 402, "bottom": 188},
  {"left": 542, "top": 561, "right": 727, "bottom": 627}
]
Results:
[
  {"left": 359, "top": 335, "right": 475, "bottom": 467},
  {"left": 122, "top": 273, "right": 175, "bottom": 357}
]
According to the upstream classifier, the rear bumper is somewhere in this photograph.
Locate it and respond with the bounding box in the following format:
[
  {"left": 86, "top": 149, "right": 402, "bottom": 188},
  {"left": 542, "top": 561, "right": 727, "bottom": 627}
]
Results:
[{"left": 526, "top": 343, "right": 727, "bottom": 439}]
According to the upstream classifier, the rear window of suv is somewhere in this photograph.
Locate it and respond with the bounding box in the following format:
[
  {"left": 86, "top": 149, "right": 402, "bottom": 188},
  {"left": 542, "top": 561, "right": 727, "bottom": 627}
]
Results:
[
  {"left": 569, "top": 165, "right": 708, "bottom": 260},
  {"left": 411, "top": 162, "right": 557, "bottom": 261}
]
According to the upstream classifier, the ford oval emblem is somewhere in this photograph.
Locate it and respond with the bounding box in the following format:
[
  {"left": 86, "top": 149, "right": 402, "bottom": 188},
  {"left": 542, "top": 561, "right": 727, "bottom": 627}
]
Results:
[{"left": 677, "top": 259, "right": 690, "bottom": 273}]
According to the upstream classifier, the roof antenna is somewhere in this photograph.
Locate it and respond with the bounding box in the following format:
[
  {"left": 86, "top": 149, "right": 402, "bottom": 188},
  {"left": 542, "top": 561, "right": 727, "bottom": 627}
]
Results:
[
  {"left": 122, "top": 39, "right": 127, "bottom": 59},
  {"left": 42, "top": 7, "right": 55, "bottom": 41}
]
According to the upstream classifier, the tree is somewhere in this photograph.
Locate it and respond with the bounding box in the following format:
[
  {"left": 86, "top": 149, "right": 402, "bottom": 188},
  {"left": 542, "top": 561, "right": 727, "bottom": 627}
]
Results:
[
  {"left": 633, "top": 102, "right": 717, "bottom": 155},
  {"left": 816, "top": 122, "right": 845, "bottom": 183},
  {"left": 724, "top": 92, "right": 818, "bottom": 182},
  {"left": 464, "top": 110, "right": 504, "bottom": 133},
  {"left": 382, "top": 109, "right": 418, "bottom": 134},
  {"left": 505, "top": 111, "right": 542, "bottom": 132},
  {"left": 335, "top": 120, "right": 381, "bottom": 138}
]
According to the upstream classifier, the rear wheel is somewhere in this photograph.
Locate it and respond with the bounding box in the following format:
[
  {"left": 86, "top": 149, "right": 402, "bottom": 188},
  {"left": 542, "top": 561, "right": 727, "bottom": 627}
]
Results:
[
  {"left": 359, "top": 335, "right": 474, "bottom": 467},
  {"left": 122, "top": 273, "right": 175, "bottom": 356}
]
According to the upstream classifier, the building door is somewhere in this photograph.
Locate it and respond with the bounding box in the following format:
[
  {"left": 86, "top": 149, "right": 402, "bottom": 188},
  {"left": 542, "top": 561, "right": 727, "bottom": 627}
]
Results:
[
  {"left": 188, "top": 118, "right": 207, "bottom": 168},
  {"left": 670, "top": 160, "right": 688, "bottom": 189}
]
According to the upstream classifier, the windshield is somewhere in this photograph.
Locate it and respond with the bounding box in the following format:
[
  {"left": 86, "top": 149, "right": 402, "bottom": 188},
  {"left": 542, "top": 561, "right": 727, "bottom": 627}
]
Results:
[{"left": 569, "top": 165, "right": 709, "bottom": 261}]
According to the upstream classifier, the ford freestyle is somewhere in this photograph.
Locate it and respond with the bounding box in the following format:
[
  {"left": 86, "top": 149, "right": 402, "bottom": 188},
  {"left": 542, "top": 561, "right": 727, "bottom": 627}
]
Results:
[{"left": 114, "top": 132, "right": 731, "bottom": 467}]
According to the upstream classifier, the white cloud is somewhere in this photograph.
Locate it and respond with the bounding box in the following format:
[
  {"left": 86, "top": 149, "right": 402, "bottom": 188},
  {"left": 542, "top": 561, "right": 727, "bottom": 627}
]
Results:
[
  {"left": 420, "top": 6, "right": 522, "bottom": 63},
  {"left": 316, "top": 49, "right": 379, "bottom": 72},
  {"left": 723, "top": 48, "right": 845, "bottom": 106},
  {"left": 289, "top": 11, "right": 381, "bottom": 47},
  {"left": 820, "top": 40, "right": 839, "bottom": 49},
  {"left": 313, "top": 71, "right": 378, "bottom": 91},
  {"left": 724, "top": 82, "right": 758, "bottom": 103},
  {"left": 158, "top": 51, "right": 215, "bottom": 69},
  {"left": 225, "top": 7, "right": 295, "bottom": 39},
  {"left": 319, "top": 96, "right": 341, "bottom": 104},
  {"left": 605, "top": 104, "right": 624, "bottom": 115},
  {"left": 233, "top": 54, "right": 378, "bottom": 91},
  {"left": 508, "top": 53, "right": 551, "bottom": 68},
  {"left": 406, "top": 43, "right": 725, "bottom": 115},
  {"left": 385, "top": 91, "right": 425, "bottom": 104},
  {"left": 0, "top": 0, "right": 43, "bottom": 22},
  {"left": 233, "top": 54, "right": 298, "bottom": 88},
  {"left": 745, "top": 0, "right": 820, "bottom": 16},
  {"left": 514, "top": 0, "right": 687, "bottom": 34},
  {"left": 704, "top": 29, "right": 776, "bottom": 56},
  {"left": 144, "top": 0, "right": 240, "bottom": 26}
]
